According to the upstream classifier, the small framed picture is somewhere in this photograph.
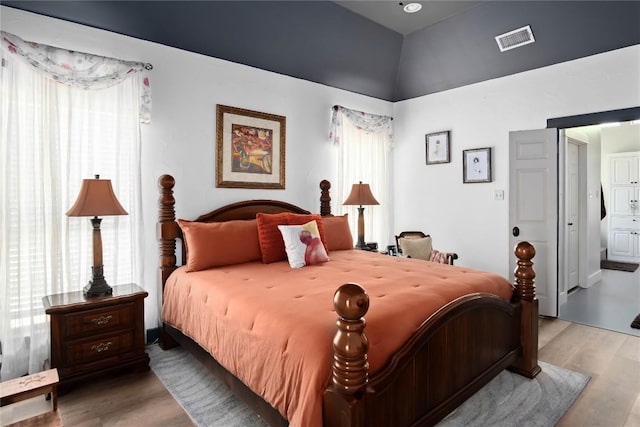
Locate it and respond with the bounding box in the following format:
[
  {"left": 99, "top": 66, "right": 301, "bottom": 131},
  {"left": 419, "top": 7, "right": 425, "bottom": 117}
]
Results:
[
  {"left": 425, "top": 131, "right": 451, "bottom": 164},
  {"left": 463, "top": 147, "right": 492, "bottom": 183}
]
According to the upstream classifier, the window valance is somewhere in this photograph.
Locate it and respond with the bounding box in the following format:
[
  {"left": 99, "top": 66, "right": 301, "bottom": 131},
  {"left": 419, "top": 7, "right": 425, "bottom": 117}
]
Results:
[
  {"left": 329, "top": 105, "right": 393, "bottom": 145},
  {"left": 1, "top": 31, "right": 152, "bottom": 123}
]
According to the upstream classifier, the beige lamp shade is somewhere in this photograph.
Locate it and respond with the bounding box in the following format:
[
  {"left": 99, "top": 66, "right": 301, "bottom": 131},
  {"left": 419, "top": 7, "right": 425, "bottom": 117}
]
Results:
[
  {"left": 343, "top": 182, "right": 379, "bottom": 207},
  {"left": 343, "top": 181, "right": 379, "bottom": 250},
  {"left": 67, "top": 176, "right": 128, "bottom": 217}
]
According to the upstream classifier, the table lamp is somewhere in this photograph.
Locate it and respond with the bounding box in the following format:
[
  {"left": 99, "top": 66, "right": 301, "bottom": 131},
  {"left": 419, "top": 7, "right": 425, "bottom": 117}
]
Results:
[
  {"left": 66, "top": 175, "right": 128, "bottom": 297},
  {"left": 343, "top": 181, "right": 379, "bottom": 250}
]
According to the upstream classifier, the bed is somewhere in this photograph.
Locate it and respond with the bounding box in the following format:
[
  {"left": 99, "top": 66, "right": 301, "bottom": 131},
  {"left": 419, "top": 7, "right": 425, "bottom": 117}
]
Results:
[{"left": 157, "top": 174, "right": 540, "bottom": 427}]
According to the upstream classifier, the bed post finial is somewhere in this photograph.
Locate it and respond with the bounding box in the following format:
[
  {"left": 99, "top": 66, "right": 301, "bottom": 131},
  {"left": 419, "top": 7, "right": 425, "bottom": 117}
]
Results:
[
  {"left": 511, "top": 241, "right": 541, "bottom": 378},
  {"left": 324, "top": 283, "right": 369, "bottom": 426},
  {"left": 513, "top": 241, "right": 535, "bottom": 301},
  {"left": 159, "top": 174, "right": 175, "bottom": 220},
  {"left": 320, "top": 180, "right": 332, "bottom": 216},
  {"left": 332, "top": 282, "right": 369, "bottom": 394}
]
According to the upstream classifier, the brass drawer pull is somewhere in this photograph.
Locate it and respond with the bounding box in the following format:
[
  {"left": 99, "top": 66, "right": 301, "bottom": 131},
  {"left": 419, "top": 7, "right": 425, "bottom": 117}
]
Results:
[
  {"left": 91, "top": 315, "right": 113, "bottom": 326},
  {"left": 91, "top": 341, "right": 113, "bottom": 353}
]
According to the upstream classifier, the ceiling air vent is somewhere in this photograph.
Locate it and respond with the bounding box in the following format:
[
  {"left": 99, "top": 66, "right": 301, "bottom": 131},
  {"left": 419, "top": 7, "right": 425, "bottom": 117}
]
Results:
[{"left": 495, "top": 25, "right": 535, "bottom": 52}]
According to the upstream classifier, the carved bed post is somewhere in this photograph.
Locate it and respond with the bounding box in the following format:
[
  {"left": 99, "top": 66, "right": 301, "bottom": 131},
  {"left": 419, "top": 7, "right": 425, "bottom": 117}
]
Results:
[
  {"left": 159, "top": 175, "right": 176, "bottom": 282},
  {"left": 158, "top": 174, "right": 179, "bottom": 349},
  {"left": 320, "top": 179, "right": 332, "bottom": 216},
  {"left": 324, "top": 283, "right": 369, "bottom": 427},
  {"left": 510, "top": 241, "right": 541, "bottom": 378}
]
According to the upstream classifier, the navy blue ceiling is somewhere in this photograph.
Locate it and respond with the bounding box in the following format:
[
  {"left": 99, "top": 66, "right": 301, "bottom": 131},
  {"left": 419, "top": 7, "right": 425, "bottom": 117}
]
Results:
[{"left": 3, "top": 1, "right": 640, "bottom": 101}]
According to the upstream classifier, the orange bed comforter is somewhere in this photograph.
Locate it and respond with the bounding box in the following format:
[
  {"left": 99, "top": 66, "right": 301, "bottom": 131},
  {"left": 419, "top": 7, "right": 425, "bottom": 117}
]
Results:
[{"left": 162, "top": 249, "right": 512, "bottom": 427}]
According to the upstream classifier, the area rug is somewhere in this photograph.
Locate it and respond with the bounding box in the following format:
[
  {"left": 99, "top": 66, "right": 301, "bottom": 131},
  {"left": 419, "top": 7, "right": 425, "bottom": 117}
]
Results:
[
  {"left": 148, "top": 344, "right": 589, "bottom": 427},
  {"left": 600, "top": 259, "right": 639, "bottom": 272},
  {"left": 438, "top": 362, "right": 589, "bottom": 426},
  {"left": 148, "top": 344, "right": 266, "bottom": 426}
]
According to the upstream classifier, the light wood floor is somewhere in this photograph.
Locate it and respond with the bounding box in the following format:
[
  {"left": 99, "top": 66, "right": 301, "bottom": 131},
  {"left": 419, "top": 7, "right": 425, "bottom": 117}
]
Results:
[
  {"left": 539, "top": 318, "right": 640, "bottom": 426},
  {"left": 0, "top": 369, "right": 193, "bottom": 426},
  {"left": 3, "top": 319, "right": 639, "bottom": 426}
]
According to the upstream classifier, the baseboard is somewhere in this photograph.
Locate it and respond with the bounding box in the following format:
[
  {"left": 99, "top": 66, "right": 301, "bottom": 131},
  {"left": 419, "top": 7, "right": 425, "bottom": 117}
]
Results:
[
  {"left": 146, "top": 327, "right": 160, "bottom": 345},
  {"left": 558, "top": 290, "right": 568, "bottom": 305},
  {"left": 587, "top": 270, "right": 602, "bottom": 288}
]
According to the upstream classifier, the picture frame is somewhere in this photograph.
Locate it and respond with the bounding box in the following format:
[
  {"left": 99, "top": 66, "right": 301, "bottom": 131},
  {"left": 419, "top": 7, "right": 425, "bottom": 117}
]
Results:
[
  {"left": 425, "top": 130, "right": 451, "bottom": 164},
  {"left": 216, "top": 104, "right": 286, "bottom": 189},
  {"left": 463, "top": 147, "right": 492, "bottom": 183}
]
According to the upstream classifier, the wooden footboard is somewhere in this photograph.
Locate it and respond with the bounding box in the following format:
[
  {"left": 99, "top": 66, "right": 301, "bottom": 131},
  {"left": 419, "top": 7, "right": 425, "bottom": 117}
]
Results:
[
  {"left": 157, "top": 175, "right": 539, "bottom": 427},
  {"left": 325, "top": 242, "right": 539, "bottom": 426}
]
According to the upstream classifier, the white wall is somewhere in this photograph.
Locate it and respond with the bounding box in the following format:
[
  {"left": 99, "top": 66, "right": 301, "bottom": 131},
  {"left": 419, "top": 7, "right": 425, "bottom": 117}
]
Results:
[
  {"left": 583, "top": 128, "right": 604, "bottom": 286},
  {"left": 1, "top": 7, "right": 393, "bottom": 330},
  {"left": 393, "top": 45, "right": 640, "bottom": 278}
]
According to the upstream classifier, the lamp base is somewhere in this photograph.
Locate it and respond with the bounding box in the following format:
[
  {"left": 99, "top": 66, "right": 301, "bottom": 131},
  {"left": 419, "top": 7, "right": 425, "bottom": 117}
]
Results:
[
  {"left": 84, "top": 280, "right": 113, "bottom": 297},
  {"left": 355, "top": 241, "right": 368, "bottom": 250},
  {"left": 84, "top": 265, "right": 113, "bottom": 297}
]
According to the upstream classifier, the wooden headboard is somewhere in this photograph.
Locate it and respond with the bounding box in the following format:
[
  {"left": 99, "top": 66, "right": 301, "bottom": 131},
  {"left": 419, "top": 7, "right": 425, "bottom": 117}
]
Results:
[{"left": 158, "top": 174, "right": 333, "bottom": 290}]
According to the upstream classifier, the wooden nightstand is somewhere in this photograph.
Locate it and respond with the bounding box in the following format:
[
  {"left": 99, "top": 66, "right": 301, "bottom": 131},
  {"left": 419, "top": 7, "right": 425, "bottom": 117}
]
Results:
[{"left": 43, "top": 284, "right": 149, "bottom": 393}]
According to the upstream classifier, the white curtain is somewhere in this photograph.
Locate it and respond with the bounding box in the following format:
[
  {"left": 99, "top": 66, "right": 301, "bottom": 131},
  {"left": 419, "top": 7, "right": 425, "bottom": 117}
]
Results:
[
  {"left": 0, "top": 33, "right": 146, "bottom": 380},
  {"left": 330, "top": 106, "right": 393, "bottom": 247}
]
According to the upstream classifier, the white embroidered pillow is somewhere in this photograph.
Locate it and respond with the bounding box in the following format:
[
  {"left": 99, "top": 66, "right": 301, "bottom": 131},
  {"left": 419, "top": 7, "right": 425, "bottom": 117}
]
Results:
[{"left": 277, "top": 220, "right": 329, "bottom": 268}]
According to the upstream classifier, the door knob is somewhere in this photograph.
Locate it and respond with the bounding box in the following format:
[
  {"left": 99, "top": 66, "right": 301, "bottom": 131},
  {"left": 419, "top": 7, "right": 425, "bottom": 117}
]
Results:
[
  {"left": 512, "top": 226, "right": 520, "bottom": 237},
  {"left": 568, "top": 222, "right": 574, "bottom": 226}
]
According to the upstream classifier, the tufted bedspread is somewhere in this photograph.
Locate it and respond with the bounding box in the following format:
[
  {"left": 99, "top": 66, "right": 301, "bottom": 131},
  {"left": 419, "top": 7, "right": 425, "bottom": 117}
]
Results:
[{"left": 162, "top": 249, "right": 513, "bottom": 427}]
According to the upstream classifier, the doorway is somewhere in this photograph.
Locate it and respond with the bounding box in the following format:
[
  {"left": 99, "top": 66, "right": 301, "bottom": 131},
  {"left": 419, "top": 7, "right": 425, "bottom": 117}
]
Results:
[{"left": 552, "top": 110, "right": 640, "bottom": 336}]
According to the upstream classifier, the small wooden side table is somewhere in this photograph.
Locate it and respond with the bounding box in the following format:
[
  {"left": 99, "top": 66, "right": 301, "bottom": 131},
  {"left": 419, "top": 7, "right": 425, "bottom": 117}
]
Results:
[
  {"left": 43, "top": 283, "right": 149, "bottom": 393},
  {"left": 0, "top": 368, "right": 58, "bottom": 410}
]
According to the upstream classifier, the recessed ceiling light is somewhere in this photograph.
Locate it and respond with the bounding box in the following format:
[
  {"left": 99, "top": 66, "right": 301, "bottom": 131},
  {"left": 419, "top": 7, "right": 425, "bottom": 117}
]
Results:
[{"left": 402, "top": 3, "right": 422, "bottom": 14}]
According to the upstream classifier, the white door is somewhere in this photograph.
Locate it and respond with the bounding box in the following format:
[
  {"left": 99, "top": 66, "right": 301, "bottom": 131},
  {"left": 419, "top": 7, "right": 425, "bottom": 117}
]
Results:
[
  {"left": 567, "top": 141, "right": 580, "bottom": 290},
  {"left": 509, "top": 129, "right": 558, "bottom": 317}
]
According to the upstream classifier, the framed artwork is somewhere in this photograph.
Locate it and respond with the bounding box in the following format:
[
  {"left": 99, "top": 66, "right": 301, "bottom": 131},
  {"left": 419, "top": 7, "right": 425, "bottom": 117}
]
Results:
[
  {"left": 463, "top": 147, "right": 492, "bottom": 183},
  {"left": 425, "top": 130, "right": 451, "bottom": 164},
  {"left": 216, "top": 104, "right": 286, "bottom": 189}
]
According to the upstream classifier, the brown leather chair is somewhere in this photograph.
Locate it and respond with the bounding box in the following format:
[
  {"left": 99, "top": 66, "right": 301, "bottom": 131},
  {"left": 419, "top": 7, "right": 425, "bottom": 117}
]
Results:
[{"left": 394, "top": 231, "right": 458, "bottom": 265}]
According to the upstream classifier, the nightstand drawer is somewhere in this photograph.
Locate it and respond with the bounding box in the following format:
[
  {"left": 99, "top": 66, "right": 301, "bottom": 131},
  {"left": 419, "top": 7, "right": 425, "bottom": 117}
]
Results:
[
  {"left": 65, "top": 330, "right": 134, "bottom": 365},
  {"left": 63, "top": 303, "right": 134, "bottom": 337}
]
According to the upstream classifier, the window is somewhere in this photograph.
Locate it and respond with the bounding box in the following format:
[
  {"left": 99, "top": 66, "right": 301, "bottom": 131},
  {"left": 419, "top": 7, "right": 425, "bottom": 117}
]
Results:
[
  {"left": 0, "top": 34, "right": 146, "bottom": 380},
  {"left": 330, "top": 106, "right": 393, "bottom": 246}
]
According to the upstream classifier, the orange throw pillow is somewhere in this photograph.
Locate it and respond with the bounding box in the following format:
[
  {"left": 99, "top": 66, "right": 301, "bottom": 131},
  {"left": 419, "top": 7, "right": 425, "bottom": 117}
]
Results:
[
  {"left": 321, "top": 215, "right": 354, "bottom": 251},
  {"left": 177, "top": 219, "right": 261, "bottom": 271},
  {"left": 257, "top": 212, "right": 331, "bottom": 263},
  {"left": 256, "top": 212, "right": 291, "bottom": 263}
]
